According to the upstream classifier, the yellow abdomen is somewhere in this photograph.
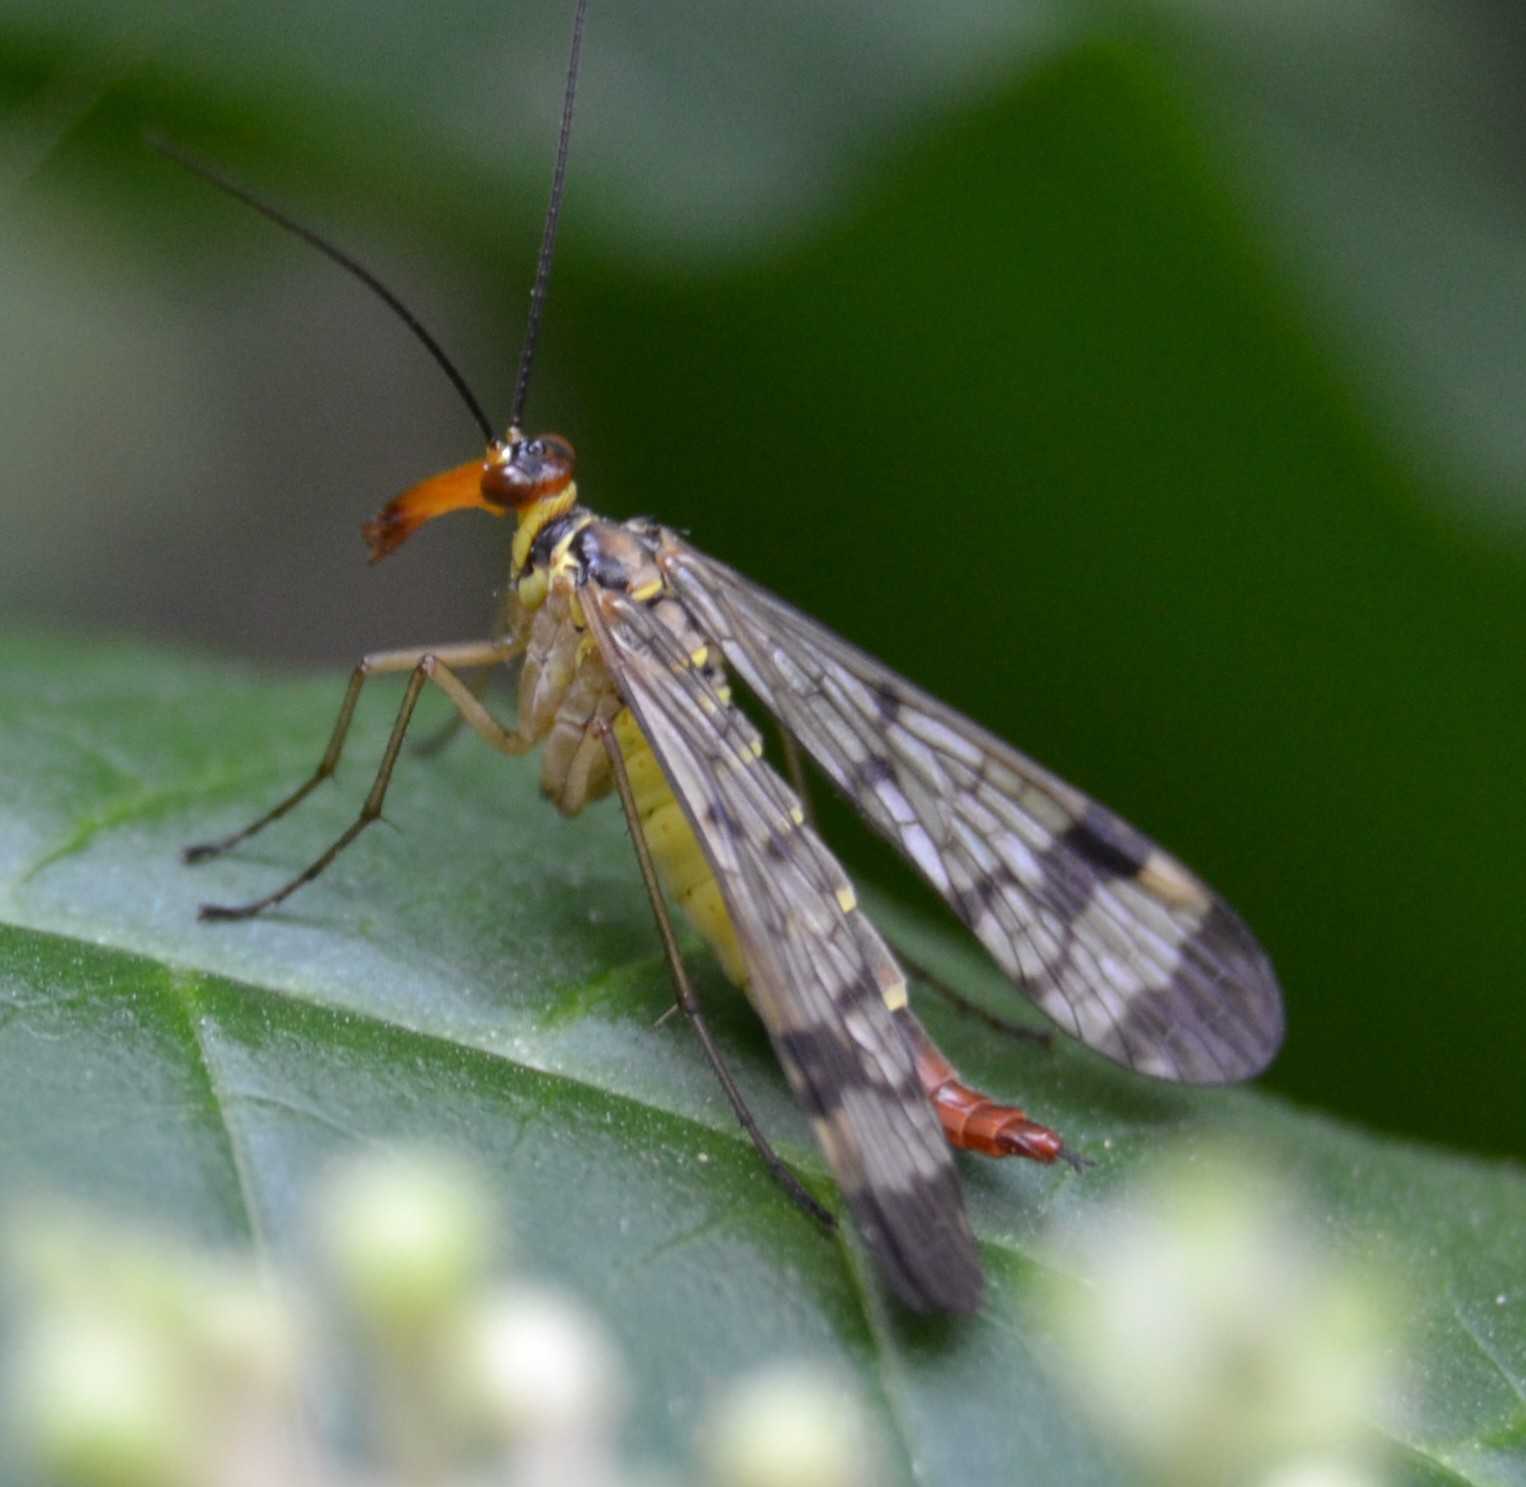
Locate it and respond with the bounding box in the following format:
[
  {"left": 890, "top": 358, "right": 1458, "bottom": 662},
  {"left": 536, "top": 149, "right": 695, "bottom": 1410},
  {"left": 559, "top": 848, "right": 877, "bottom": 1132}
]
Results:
[{"left": 611, "top": 708, "right": 747, "bottom": 986}]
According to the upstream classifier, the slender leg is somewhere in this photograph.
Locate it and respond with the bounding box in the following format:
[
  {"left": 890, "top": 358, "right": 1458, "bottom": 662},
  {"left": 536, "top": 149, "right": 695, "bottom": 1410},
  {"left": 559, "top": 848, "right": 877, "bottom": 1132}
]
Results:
[
  {"left": 185, "top": 638, "right": 517, "bottom": 864},
  {"left": 194, "top": 645, "right": 525, "bottom": 921},
  {"left": 894, "top": 1005, "right": 1085, "bottom": 1170},
  {"left": 416, "top": 593, "right": 518, "bottom": 758},
  {"left": 777, "top": 728, "right": 1050, "bottom": 1048},
  {"left": 412, "top": 661, "right": 500, "bottom": 758},
  {"left": 598, "top": 718, "right": 835, "bottom": 1233}
]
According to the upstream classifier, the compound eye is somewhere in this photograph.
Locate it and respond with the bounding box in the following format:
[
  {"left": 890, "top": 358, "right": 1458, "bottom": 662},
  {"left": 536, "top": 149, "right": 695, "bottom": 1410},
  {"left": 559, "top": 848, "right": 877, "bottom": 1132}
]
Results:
[{"left": 481, "top": 431, "right": 577, "bottom": 510}]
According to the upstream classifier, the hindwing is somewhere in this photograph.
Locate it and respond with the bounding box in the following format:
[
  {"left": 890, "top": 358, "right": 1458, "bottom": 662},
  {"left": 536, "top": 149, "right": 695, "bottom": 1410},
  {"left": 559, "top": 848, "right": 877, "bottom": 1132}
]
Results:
[{"left": 658, "top": 540, "right": 1283, "bottom": 1084}]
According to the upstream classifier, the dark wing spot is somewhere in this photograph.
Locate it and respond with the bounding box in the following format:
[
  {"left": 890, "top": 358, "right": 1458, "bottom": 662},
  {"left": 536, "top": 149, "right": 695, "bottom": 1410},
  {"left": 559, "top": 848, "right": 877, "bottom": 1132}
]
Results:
[
  {"left": 953, "top": 872, "right": 1005, "bottom": 925},
  {"left": 773, "top": 1027, "right": 850, "bottom": 1117},
  {"left": 1106, "top": 899, "right": 1284, "bottom": 1084},
  {"left": 855, "top": 755, "right": 895, "bottom": 789},
  {"left": 856, "top": 1180, "right": 984, "bottom": 1314},
  {"left": 763, "top": 827, "right": 795, "bottom": 861},
  {"left": 871, "top": 682, "right": 902, "bottom": 724},
  {"left": 1180, "top": 900, "right": 1286, "bottom": 1063},
  {"left": 952, "top": 886, "right": 983, "bottom": 928},
  {"left": 703, "top": 799, "right": 744, "bottom": 837},
  {"left": 1058, "top": 804, "right": 1155, "bottom": 881}
]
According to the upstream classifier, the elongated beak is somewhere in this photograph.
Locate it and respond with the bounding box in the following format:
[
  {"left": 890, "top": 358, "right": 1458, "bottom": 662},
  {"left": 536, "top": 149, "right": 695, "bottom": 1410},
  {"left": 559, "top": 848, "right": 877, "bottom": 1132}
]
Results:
[{"left": 361, "top": 457, "right": 505, "bottom": 562}]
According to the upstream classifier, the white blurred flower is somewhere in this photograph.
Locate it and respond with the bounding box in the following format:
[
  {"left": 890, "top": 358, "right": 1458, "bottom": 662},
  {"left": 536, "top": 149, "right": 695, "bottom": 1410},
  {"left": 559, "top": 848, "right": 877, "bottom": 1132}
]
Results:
[
  {"left": 313, "top": 1147, "right": 498, "bottom": 1344},
  {"left": 4, "top": 1158, "right": 892, "bottom": 1487},
  {"left": 12, "top": 1313, "right": 198, "bottom": 1487},
  {"left": 1039, "top": 1152, "right": 1392, "bottom": 1487},
  {"left": 1262, "top": 1454, "right": 1389, "bottom": 1487},
  {"left": 448, "top": 1281, "right": 628, "bottom": 1446},
  {"left": 697, "top": 1361, "right": 880, "bottom": 1487},
  {"left": 6, "top": 1207, "right": 307, "bottom": 1487}
]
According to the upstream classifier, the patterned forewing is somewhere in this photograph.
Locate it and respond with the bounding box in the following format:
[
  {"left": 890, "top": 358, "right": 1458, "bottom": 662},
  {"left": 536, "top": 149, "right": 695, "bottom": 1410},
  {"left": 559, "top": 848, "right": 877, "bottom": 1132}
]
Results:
[
  {"left": 659, "top": 543, "right": 1284, "bottom": 1084},
  {"left": 582, "top": 585, "right": 984, "bottom": 1313}
]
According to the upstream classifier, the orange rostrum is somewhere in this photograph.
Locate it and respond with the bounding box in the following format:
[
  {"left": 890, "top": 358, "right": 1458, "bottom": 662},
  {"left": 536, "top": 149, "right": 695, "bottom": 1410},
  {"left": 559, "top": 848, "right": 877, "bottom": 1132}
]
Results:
[{"left": 362, "top": 456, "right": 502, "bottom": 562}]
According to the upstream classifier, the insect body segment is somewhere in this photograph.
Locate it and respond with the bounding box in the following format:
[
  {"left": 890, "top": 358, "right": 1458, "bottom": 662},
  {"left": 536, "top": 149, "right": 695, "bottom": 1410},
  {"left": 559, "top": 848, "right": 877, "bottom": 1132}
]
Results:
[{"left": 609, "top": 706, "right": 747, "bottom": 985}]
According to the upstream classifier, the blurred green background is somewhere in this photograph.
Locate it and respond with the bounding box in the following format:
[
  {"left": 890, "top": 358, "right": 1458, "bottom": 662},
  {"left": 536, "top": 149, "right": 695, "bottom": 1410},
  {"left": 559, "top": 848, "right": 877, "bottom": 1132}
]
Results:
[{"left": 3, "top": 1, "right": 1523, "bottom": 1159}]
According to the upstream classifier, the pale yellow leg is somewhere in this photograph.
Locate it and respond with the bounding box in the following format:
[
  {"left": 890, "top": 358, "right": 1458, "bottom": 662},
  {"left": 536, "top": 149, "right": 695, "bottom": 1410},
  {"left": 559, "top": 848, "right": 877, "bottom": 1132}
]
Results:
[
  {"left": 188, "top": 639, "right": 522, "bottom": 920},
  {"left": 417, "top": 651, "right": 536, "bottom": 758},
  {"left": 413, "top": 664, "right": 507, "bottom": 758}
]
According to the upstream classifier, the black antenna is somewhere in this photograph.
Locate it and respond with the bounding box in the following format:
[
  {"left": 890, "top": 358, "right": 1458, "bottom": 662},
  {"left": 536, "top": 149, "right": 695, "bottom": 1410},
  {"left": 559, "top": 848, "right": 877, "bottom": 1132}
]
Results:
[
  {"left": 509, "top": 0, "right": 588, "bottom": 431},
  {"left": 145, "top": 132, "right": 496, "bottom": 447}
]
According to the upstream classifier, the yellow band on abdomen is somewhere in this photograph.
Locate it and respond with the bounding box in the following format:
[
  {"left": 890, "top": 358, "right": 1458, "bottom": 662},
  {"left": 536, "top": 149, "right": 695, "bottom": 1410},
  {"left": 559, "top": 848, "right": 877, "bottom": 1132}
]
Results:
[{"left": 613, "top": 709, "right": 746, "bottom": 986}]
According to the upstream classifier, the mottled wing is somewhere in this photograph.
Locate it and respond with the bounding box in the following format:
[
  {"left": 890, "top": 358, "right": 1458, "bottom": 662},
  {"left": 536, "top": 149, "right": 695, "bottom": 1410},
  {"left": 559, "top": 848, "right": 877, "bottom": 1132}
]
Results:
[
  {"left": 581, "top": 584, "right": 984, "bottom": 1313},
  {"left": 660, "top": 542, "right": 1284, "bottom": 1084}
]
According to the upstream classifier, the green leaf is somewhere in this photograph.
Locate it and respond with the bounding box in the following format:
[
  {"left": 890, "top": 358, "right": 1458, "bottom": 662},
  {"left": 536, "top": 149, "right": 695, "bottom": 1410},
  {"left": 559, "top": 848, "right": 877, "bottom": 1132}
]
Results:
[
  {"left": 7, "top": 3, "right": 1526, "bottom": 1168},
  {"left": 1, "top": 633, "right": 1522, "bottom": 1484}
]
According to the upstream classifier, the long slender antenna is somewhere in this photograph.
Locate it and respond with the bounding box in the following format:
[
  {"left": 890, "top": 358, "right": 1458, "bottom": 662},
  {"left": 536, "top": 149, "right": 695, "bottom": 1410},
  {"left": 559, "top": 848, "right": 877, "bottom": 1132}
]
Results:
[
  {"left": 509, "top": 0, "right": 588, "bottom": 431},
  {"left": 145, "top": 132, "right": 496, "bottom": 447}
]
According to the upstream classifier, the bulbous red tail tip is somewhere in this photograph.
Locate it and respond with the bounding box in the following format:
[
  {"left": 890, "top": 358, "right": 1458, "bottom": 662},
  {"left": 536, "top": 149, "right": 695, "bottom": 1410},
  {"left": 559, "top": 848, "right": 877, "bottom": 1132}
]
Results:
[{"left": 993, "top": 1119, "right": 1064, "bottom": 1164}]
